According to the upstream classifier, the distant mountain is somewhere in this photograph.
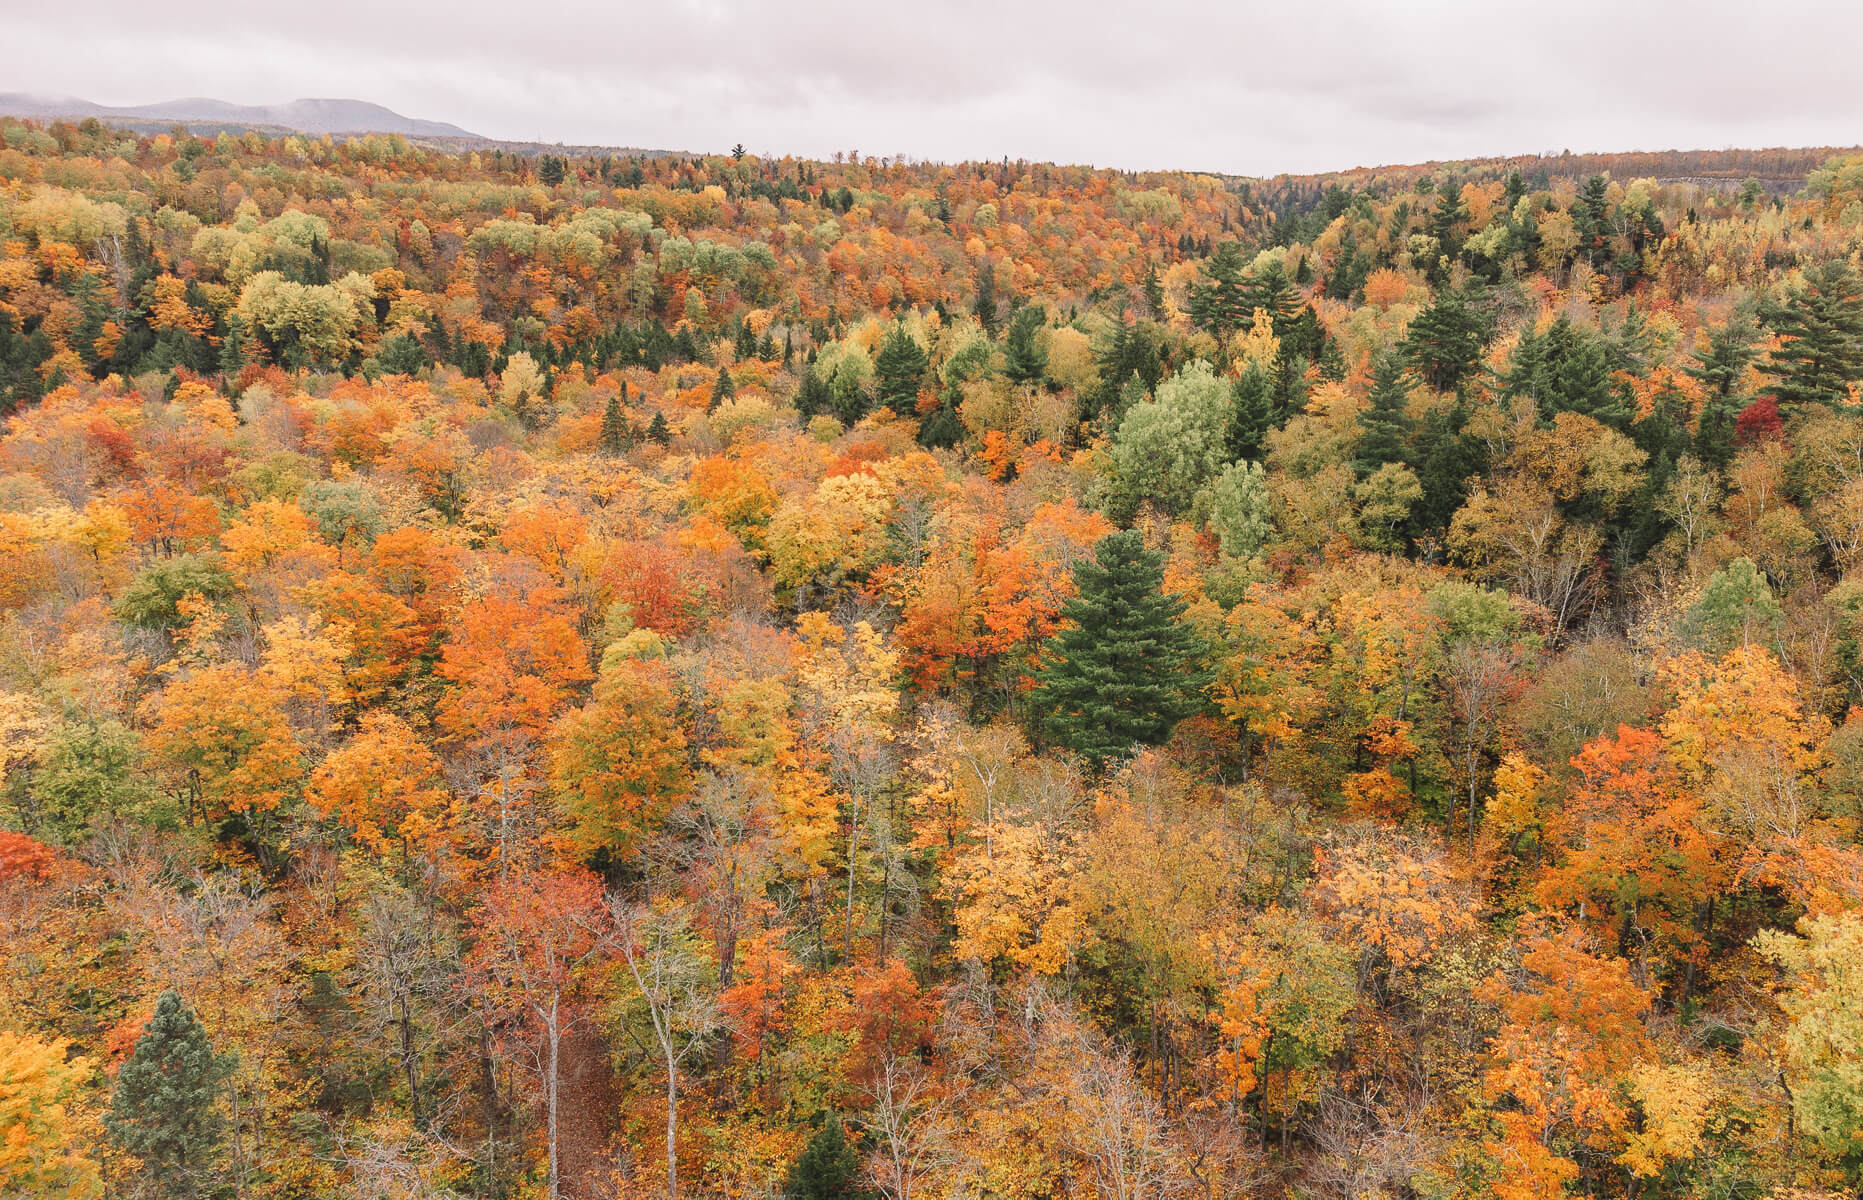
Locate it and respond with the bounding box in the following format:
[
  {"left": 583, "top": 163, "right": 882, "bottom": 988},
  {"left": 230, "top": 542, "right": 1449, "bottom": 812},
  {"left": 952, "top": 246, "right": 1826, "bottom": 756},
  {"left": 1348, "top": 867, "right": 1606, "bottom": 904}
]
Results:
[{"left": 0, "top": 94, "right": 481, "bottom": 139}]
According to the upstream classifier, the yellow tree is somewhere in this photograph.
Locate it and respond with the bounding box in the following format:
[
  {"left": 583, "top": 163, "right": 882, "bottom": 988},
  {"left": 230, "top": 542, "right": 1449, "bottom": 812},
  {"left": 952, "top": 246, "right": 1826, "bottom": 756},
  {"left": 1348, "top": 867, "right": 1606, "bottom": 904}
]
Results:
[{"left": 0, "top": 1030, "right": 101, "bottom": 1198}]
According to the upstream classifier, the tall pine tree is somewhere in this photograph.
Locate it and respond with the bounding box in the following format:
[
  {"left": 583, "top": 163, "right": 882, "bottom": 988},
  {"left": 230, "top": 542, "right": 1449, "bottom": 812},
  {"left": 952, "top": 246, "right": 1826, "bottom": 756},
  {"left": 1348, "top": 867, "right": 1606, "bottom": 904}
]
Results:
[
  {"left": 874, "top": 324, "right": 929, "bottom": 411},
  {"left": 1030, "top": 530, "right": 1209, "bottom": 767},
  {"left": 1766, "top": 260, "right": 1863, "bottom": 409},
  {"left": 106, "top": 991, "right": 236, "bottom": 1198},
  {"left": 1356, "top": 350, "right": 1414, "bottom": 477}
]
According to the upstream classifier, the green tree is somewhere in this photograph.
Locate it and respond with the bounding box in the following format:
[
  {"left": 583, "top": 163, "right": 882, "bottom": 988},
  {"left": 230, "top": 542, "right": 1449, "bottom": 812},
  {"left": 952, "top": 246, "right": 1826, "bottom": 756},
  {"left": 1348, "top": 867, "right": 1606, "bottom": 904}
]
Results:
[
  {"left": 1684, "top": 556, "right": 1783, "bottom": 654},
  {"left": 1400, "top": 283, "right": 1491, "bottom": 393},
  {"left": 1107, "top": 361, "right": 1233, "bottom": 518},
  {"left": 873, "top": 324, "right": 929, "bottom": 411},
  {"left": 1030, "top": 531, "right": 1210, "bottom": 767},
  {"left": 1766, "top": 260, "right": 1863, "bottom": 409},
  {"left": 600, "top": 391, "right": 632, "bottom": 455},
  {"left": 1189, "top": 241, "right": 1253, "bottom": 337},
  {"left": 784, "top": 1112, "right": 864, "bottom": 1200},
  {"left": 1355, "top": 350, "right": 1414, "bottom": 477},
  {"left": 710, "top": 365, "right": 736, "bottom": 410},
  {"left": 1206, "top": 460, "right": 1272, "bottom": 559},
  {"left": 106, "top": 991, "right": 236, "bottom": 1198},
  {"left": 1002, "top": 304, "right": 1048, "bottom": 386}
]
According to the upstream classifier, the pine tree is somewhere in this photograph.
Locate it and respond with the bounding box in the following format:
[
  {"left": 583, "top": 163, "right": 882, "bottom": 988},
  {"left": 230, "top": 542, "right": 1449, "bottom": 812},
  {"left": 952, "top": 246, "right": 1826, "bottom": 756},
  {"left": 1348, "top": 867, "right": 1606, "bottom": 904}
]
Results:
[
  {"left": 1188, "top": 241, "right": 1253, "bottom": 337},
  {"left": 647, "top": 411, "right": 671, "bottom": 444},
  {"left": 1401, "top": 283, "right": 1492, "bottom": 393},
  {"left": 1687, "top": 315, "right": 1760, "bottom": 398},
  {"left": 1229, "top": 363, "right": 1275, "bottom": 460},
  {"left": 1030, "top": 530, "right": 1209, "bottom": 768},
  {"left": 1239, "top": 260, "right": 1301, "bottom": 331},
  {"left": 600, "top": 391, "right": 630, "bottom": 455},
  {"left": 1002, "top": 304, "right": 1048, "bottom": 386},
  {"left": 974, "top": 267, "right": 997, "bottom": 335},
  {"left": 218, "top": 314, "right": 247, "bottom": 379},
  {"left": 106, "top": 991, "right": 235, "bottom": 1197},
  {"left": 796, "top": 368, "right": 832, "bottom": 419},
  {"left": 710, "top": 365, "right": 736, "bottom": 410},
  {"left": 1356, "top": 351, "right": 1414, "bottom": 476},
  {"left": 874, "top": 324, "right": 929, "bottom": 411},
  {"left": 1141, "top": 262, "right": 1165, "bottom": 317},
  {"left": 784, "top": 1112, "right": 863, "bottom": 1200},
  {"left": 1766, "top": 260, "right": 1863, "bottom": 409}
]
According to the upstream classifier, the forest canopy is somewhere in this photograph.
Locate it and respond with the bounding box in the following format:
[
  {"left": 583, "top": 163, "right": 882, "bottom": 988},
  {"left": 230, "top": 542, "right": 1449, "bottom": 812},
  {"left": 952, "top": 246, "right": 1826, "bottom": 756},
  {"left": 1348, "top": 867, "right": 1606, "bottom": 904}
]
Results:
[{"left": 1, "top": 117, "right": 1863, "bottom": 1200}]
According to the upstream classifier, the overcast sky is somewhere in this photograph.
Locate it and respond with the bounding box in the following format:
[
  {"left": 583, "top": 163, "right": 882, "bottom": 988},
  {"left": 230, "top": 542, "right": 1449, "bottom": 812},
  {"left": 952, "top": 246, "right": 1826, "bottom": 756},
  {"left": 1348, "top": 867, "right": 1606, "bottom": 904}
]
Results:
[{"left": 11, "top": 1, "right": 1863, "bottom": 175}]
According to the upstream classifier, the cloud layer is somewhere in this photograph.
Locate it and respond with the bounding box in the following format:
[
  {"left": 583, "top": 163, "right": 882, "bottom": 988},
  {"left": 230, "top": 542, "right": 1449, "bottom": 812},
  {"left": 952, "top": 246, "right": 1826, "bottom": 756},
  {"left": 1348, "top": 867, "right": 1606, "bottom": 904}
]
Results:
[{"left": 11, "top": 1, "right": 1861, "bottom": 174}]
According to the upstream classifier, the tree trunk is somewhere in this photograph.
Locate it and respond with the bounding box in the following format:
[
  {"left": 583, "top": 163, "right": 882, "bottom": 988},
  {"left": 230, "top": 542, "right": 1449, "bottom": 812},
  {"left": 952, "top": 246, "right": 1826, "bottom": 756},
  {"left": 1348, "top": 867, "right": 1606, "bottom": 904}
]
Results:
[
  {"left": 665, "top": 1051, "right": 680, "bottom": 1200},
  {"left": 546, "top": 995, "right": 561, "bottom": 1200}
]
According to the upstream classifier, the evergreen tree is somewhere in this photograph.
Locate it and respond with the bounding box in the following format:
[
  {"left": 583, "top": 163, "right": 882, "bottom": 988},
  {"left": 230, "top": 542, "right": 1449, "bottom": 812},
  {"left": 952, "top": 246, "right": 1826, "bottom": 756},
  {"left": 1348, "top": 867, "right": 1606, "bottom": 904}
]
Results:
[
  {"left": 647, "top": 411, "right": 671, "bottom": 444},
  {"left": 600, "top": 391, "right": 630, "bottom": 455},
  {"left": 974, "top": 266, "right": 998, "bottom": 334},
  {"left": 784, "top": 1112, "right": 863, "bottom": 1200},
  {"left": 796, "top": 368, "right": 832, "bottom": 419},
  {"left": 1188, "top": 241, "right": 1252, "bottom": 336},
  {"left": 1401, "top": 283, "right": 1491, "bottom": 393},
  {"left": 1002, "top": 304, "right": 1048, "bottom": 386},
  {"left": 1239, "top": 260, "right": 1301, "bottom": 331},
  {"left": 1765, "top": 260, "right": 1863, "bottom": 409},
  {"left": 1228, "top": 363, "right": 1275, "bottom": 460},
  {"left": 1356, "top": 351, "right": 1414, "bottom": 477},
  {"left": 710, "top": 365, "right": 736, "bottom": 410},
  {"left": 1030, "top": 531, "right": 1210, "bottom": 768},
  {"left": 1141, "top": 262, "right": 1165, "bottom": 317},
  {"left": 1503, "top": 315, "right": 1621, "bottom": 425},
  {"left": 218, "top": 313, "right": 247, "bottom": 378},
  {"left": 874, "top": 324, "right": 929, "bottom": 411},
  {"left": 1687, "top": 315, "right": 1760, "bottom": 399},
  {"left": 106, "top": 991, "right": 235, "bottom": 1197}
]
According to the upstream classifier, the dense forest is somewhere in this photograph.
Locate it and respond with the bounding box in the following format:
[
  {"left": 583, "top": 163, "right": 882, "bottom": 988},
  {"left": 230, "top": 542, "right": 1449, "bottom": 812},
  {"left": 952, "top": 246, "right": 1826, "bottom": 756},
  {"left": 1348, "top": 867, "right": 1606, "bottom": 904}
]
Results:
[{"left": 3, "top": 116, "right": 1863, "bottom": 1200}]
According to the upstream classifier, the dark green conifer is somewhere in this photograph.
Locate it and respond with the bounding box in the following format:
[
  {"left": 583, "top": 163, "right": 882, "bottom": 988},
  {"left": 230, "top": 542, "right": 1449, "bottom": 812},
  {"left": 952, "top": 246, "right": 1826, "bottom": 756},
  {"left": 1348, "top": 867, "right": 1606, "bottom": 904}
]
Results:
[
  {"left": 1002, "top": 305, "right": 1048, "bottom": 386},
  {"left": 1356, "top": 351, "right": 1414, "bottom": 477},
  {"left": 1030, "top": 531, "right": 1210, "bottom": 768},
  {"left": 784, "top": 1112, "right": 863, "bottom": 1200},
  {"left": 874, "top": 324, "right": 929, "bottom": 411},
  {"left": 106, "top": 991, "right": 236, "bottom": 1198},
  {"left": 1765, "top": 260, "right": 1863, "bottom": 409}
]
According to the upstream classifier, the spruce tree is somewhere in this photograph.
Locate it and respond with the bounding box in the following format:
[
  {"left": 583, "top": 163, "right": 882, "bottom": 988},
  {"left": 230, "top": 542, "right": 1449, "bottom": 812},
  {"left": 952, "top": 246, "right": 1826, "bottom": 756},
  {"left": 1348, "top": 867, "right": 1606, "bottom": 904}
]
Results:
[
  {"left": 1765, "top": 260, "right": 1863, "bottom": 409},
  {"left": 600, "top": 391, "right": 630, "bottom": 455},
  {"left": 106, "top": 991, "right": 236, "bottom": 1197},
  {"left": 218, "top": 314, "right": 247, "bottom": 379},
  {"left": 1002, "top": 304, "right": 1048, "bottom": 386},
  {"left": 1141, "top": 262, "right": 1165, "bottom": 317},
  {"left": 784, "top": 1112, "right": 863, "bottom": 1200},
  {"left": 646, "top": 411, "right": 671, "bottom": 444},
  {"left": 874, "top": 324, "right": 929, "bottom": 411},
  {"left": 1228, "top": 363, "right": 1275, "bottom": 460},
  {"left": 1030, "top": 530, "right": 1209, "bottom": 768},
  {"left": 1188, "top": 241, "right": 1252, "bottom": 336},
  {"left": 1356, "top": 351, "right": 1414, "bottom": 477},
  {"left": 710, "top": 365, "right": 736, "bottom": 410},
  {"left": 974, "top": 267, "right": 997, "bottom": 335},
  {"left": 1401, "top": 283, "right": 1491, "bottom": 393},
  {"left": 796, "top": 368, "right": 832, "bottom": 419}
]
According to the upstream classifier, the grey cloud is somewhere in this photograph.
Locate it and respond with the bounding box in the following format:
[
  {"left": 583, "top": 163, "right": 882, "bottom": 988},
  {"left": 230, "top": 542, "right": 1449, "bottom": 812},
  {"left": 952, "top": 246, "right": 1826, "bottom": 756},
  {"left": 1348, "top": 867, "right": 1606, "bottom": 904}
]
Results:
[{"left": 9, "top": 1, "right": 1863, "bottom": 175}]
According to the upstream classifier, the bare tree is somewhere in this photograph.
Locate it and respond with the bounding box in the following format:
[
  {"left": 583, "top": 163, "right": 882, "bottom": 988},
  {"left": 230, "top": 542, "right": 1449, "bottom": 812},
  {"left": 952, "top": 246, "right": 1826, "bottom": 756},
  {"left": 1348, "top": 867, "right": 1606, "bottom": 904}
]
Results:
[
  {"left": 862, "top": 1053, "right": 968, "bottom": 1200},
  {"left": 608, "top": 900, "right": 721, "bottom": 1200}
]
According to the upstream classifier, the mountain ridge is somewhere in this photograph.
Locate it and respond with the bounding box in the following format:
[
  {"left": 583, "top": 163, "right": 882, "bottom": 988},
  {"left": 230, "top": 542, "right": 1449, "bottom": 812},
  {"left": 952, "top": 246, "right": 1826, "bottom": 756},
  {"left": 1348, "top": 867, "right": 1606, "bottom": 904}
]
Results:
[{"left": 0, "top": 93, "right": 480, "bottom": 138}]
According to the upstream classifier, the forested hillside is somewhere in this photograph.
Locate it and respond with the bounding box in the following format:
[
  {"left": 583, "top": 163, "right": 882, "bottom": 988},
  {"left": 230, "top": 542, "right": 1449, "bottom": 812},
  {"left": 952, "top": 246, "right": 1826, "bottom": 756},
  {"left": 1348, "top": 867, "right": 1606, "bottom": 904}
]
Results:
[{"left": 3, "top": 118, "right": 1863, "bottom": 1200}]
